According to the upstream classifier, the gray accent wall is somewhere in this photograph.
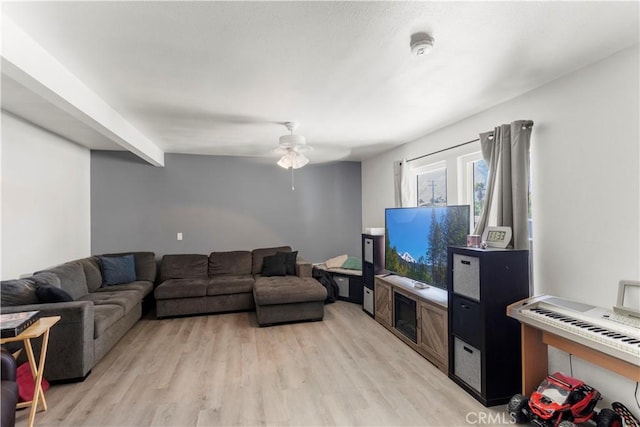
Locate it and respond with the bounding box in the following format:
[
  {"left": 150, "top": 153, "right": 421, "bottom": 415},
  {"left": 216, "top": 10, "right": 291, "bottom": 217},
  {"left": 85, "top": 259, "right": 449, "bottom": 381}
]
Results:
[{"left": 91, "top": 151, "right": 362, "bottom": 263}]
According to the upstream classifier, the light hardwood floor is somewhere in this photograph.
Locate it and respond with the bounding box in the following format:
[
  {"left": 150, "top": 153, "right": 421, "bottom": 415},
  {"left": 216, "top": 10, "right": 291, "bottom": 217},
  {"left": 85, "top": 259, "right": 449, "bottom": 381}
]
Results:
[{"left": 16, "top": 302, "right": 508, "bottom": 426}]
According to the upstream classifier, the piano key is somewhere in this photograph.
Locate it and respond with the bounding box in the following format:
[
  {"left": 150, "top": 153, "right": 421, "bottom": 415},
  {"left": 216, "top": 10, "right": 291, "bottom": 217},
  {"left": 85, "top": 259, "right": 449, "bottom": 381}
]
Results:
[
  {"left": 516, "top": 306, "right": 640, "bottom": 363},
  {"left": 508, "top": 295, "right": 640, "bottom": 367}
]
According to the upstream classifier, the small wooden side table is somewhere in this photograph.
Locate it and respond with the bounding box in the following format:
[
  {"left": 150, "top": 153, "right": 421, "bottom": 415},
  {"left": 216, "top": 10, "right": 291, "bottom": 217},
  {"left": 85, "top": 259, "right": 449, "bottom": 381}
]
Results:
[{"left": 0, "top": 316, "right": 61, "bottom": 427}]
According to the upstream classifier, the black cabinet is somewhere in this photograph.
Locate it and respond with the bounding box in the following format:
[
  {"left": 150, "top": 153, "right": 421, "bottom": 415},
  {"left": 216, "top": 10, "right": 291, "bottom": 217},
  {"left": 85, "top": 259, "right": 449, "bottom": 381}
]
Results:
[
  {"left": 333, "top": 272, "right": 364, "bottom": 304},
  {"left": 362, "top": 234, "right": 384, "bottom": 316},
  {"left": 447, "top": 246, "right": 529, "bottom": 407}
]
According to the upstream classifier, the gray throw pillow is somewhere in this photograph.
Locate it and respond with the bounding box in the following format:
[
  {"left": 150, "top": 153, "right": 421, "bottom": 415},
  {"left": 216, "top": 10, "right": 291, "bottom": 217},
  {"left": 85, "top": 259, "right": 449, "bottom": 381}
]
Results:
[{"left": 0, "top": 279, "right": 39, "bottom": 306}]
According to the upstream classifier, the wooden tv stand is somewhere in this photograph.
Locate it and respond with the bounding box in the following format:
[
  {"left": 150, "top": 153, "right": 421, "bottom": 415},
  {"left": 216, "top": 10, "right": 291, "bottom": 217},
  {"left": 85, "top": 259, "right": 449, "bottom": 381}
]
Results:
[{"left": 374, "top": 275, "right": 448, "bottom": 373}]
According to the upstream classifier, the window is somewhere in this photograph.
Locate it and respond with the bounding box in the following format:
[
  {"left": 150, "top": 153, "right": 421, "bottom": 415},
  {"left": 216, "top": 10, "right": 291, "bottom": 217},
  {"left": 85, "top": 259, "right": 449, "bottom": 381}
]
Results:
[
  {"left": 472, "top": 159, "right": 488, "bottom": 226},
  {"left": 459, "top": 152, "right": 487, "bottom": 227},
  {"left": 416, "top": 164, "right": 447, "bottom": 207},
  {"left": 459, "top": 151, "right": 532, "bottom": 239}
]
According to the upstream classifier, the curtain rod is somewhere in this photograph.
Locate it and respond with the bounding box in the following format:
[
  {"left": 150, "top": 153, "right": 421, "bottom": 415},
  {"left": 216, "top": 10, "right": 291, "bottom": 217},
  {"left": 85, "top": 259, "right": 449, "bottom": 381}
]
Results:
[
  {"left": 406, "top": 121, "right": 533, "bottom": 163},
  {"left": 406, "top": 138, "right": 479, "bottom": 163}
]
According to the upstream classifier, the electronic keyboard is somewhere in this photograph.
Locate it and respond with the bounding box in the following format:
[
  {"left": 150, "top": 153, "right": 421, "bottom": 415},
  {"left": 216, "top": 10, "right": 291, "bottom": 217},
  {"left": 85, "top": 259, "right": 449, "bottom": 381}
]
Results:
[{"left": 507, "top": 295, "right": 640, "bottom": 367}]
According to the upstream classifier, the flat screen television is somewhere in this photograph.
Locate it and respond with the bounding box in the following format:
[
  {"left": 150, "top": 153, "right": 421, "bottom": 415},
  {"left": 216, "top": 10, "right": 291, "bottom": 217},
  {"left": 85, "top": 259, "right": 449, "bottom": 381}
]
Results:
[{"left": 385, "top": 205, "right": 470, "bottom": 289}]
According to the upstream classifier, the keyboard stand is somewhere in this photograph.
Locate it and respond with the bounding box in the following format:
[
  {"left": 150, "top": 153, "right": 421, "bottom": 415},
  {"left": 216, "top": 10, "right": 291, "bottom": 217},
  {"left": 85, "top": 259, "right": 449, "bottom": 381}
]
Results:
[{"left": 520, "top": 323, "right": 640, "bottom": 396}]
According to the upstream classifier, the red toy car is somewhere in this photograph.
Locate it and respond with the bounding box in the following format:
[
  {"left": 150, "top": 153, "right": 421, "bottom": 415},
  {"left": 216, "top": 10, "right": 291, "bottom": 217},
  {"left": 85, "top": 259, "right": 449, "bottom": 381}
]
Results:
[{"left": 508, "top": 372, "right": 622, "bottom": 427}]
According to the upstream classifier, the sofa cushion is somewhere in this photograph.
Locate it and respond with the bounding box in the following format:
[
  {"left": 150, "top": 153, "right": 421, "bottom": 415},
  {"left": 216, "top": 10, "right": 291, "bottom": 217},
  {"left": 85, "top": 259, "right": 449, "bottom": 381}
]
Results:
[
  {"left": 31, "top": 271, "right": 61, "bottom": 288},
  {"left": 132, "top": 252, "right": 157, "bottom": 282},
  {"left": 154, "top": 278, "right": 208, "bottom": 300},
  {"left": 160, "top": 254, "right": 208, "bottom": 281},
  {"left": 78, "top": 257, "right": 103, "bottom": 292},
  {"left": 261, "top": 253, "right": 287, "bottom": 277},
  {"left": 254, "top": 277, "right": 327, "bottom": 305},
  {"left": 92, "top": 281, "right": 153, "bottom": 298},
  {"left": 41, "top": 262, "right": 88, "bottom": 300},
  {"left": 207, "top": 276, "right": 254, "bottom": 296},
  {"left": 102, "top": 252, "right": 156, "bottom": 282},
  {"left": 278, "top": 251, "right": 298, "bottom": 275},
  {"left": 98, "top": 255, "right": 137, "bottom": 286},
  {"left": 0, "top": 279, "right": 39, "bottom": 306},
  {"left": 92, "top": 304, "right": 125, "bottom": 339},
  {"left": 208, "top": 251, "right": 252, "bottom": 276},
  {"left": 251, "top": 246, "right": 292, "bottom": 275},
  {"left": 36, "top": 285, "right": 73, "bottom": 303},
  {"left": 78, "top": 290, "right": 139, "bottom": 313}
]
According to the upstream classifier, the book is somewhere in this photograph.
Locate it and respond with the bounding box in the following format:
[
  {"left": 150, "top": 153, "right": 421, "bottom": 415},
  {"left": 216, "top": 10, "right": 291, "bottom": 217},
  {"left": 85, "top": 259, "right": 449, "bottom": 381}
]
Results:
[{"left": 0, "top": 311, "right": 41, "bottom": 338}]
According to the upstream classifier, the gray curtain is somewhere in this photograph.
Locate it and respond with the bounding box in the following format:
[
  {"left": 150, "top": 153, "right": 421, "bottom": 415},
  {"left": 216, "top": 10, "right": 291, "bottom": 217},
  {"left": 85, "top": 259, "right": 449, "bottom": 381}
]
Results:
[
  {"left": 393, "top": 158, "right": 413, "bottom": 207},
  {"left": 474, "top": 120, "right": 533, "bottom": 249}
]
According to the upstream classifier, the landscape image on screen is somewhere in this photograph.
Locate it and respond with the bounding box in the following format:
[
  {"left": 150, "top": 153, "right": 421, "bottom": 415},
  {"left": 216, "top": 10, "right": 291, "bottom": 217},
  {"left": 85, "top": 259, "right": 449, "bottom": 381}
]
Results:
[{"left": 385, "top": 205, "right": 470, "bottom": 289}]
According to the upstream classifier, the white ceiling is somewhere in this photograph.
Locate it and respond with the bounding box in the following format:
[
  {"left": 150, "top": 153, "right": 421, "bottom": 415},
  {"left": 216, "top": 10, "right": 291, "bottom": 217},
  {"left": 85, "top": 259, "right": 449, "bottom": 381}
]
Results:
[{"left": 1, "top": 1, "right": 638, "bottom": 164}]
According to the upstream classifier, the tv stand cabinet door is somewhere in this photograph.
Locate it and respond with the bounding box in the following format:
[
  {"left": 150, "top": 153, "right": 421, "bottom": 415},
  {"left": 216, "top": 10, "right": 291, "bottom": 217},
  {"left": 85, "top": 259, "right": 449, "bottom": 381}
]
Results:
[
  {"left": 374, "top": 279, "right": 392, "bottom": 327},
  {"left": 418, "top": 300, "right": 448, "bottom": 372}
]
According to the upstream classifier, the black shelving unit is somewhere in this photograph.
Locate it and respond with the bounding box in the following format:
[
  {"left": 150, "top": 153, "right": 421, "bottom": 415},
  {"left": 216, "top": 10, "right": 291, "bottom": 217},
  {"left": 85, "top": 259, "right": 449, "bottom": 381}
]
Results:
[
  {"left": 447, "top": 246, "right": 529, "bottom": 407},
  {"left": 332, "top": 271, "right": 364, "bottom": 304},
  {"left": 362, "top": 234, "right": 384, "bottom": 316}
]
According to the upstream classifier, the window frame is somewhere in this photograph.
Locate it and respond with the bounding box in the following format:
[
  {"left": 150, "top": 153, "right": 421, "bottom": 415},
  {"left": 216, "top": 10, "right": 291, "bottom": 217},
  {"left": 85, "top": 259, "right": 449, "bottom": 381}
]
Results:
[
  {"left": 458, "top": 151, "right": 486, "bottom": 229},
  {"left": 414, "top": 161, "right": 447, "bottom": 207}
]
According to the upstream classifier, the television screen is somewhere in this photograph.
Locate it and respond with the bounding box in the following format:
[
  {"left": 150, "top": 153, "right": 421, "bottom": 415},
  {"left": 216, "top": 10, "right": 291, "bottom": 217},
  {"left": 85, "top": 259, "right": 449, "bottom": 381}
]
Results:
[{"left": 385, "top": 205, "right": 470, "bottom": 289}]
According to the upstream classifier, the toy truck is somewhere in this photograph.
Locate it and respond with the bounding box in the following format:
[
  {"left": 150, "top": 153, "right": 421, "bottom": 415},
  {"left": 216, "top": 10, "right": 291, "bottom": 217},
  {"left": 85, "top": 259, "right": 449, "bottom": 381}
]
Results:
[{"left": 507, "top": 372, "right": 622, "bottom": 427}]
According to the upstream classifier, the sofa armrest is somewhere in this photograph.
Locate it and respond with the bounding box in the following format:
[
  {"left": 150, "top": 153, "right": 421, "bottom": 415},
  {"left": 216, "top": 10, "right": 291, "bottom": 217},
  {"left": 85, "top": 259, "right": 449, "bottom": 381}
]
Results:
[
  {"left": 295, "top": 258, "right": 312, "bottom": 278},
  {"left": 0, "top": 301, "right": 95, "bottom": 381},
  {"left": 1, "top": 348, "right": 17, "bottom": 381},
  {"left": 1, "top": 301, "right": 93, "bottom": 325}
]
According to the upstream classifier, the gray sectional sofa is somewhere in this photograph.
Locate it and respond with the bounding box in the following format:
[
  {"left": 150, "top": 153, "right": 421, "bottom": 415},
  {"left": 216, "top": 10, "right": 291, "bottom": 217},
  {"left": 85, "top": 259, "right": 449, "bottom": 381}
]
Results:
[
  {"left": 0, "top": 252, "right": 155, "bottom": 382},
  {"left": 154, "top": 246, "right": 328, "bottom": 325},
  {"left": 0, "top": 246, "right": 328, "bottom": 383},
  {"left": 155, "top": 251, "right": 256, "bottom": 318}
]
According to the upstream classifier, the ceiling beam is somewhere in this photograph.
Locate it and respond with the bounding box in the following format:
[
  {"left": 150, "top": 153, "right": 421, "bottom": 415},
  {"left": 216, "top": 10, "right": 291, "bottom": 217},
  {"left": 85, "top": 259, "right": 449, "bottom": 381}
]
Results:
[{"left": 1, "top": 15, "right": 165, "bottom": 167}]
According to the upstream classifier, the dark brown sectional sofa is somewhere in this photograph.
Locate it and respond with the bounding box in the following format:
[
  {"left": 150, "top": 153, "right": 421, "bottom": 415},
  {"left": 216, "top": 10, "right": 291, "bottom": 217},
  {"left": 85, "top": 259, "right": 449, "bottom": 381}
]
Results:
[{"left": 154, "top": 246, "right": 328, "bottom": 325}]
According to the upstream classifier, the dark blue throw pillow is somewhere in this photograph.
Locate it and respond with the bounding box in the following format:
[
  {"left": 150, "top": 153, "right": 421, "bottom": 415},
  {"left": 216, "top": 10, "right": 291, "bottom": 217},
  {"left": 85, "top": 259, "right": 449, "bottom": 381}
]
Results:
[
  {"left": 36, "top": 285, "right": 73, "bottom": 303},
  {"left": 98, "top": 254, "right": 137, "bottom": 286}
]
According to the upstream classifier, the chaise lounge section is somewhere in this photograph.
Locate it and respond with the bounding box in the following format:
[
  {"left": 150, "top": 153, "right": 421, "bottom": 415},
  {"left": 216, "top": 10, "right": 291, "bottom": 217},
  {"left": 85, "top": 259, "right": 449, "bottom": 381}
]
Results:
[
  {"left": 251, "top": 247, "right": 327, "bottom": 326},
  {"left": 253, "top": 276, "right": 327, "bottom": 326}
]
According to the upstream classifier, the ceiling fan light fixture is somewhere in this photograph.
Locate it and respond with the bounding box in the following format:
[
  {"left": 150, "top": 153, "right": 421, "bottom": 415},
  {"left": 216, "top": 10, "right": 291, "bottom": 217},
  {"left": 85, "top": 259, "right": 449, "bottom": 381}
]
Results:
[
  {"left": 277, "top": 152, "right": 293, "bottom": 169},
  {"left": 410, "top": 32, "right": 435, "bottom": 56},
  {"left": 276, "top": 121, "right": 310, "bottom": 171},
  {"left": 277, "top": 150, "right": 308, "bottom": 169},
  {"left": 290, "top": 151, "right": 309, "bottom": 169}
]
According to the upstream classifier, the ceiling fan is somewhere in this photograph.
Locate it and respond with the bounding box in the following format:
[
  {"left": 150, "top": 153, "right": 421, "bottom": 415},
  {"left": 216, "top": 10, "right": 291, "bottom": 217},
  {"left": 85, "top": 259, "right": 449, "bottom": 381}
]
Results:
[{"left": 275, "top": 122, "right": 312, "bottom": 170}]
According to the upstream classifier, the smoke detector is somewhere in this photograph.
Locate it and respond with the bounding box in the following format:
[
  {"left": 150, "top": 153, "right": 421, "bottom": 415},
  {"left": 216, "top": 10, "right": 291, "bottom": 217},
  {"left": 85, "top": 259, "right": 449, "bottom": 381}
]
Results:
[{"left": 410, "top": 32, "right": 435, "bottom": 56}]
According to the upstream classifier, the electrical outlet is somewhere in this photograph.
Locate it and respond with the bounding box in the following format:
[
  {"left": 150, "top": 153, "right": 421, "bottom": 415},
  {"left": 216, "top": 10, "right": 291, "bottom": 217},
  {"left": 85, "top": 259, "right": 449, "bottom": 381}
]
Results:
[{"left": 177, "top": 232, "right": 183, "bottom": 241}]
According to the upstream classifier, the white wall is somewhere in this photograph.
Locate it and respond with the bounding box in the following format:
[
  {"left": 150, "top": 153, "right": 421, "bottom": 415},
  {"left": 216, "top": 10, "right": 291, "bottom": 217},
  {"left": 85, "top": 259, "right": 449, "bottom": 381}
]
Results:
[
  {"left": 1, "top": 112, "right": 91, "bottom": 279},
  {"left": 362, "top": 45, "right": 639, "bottom": 408}
]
